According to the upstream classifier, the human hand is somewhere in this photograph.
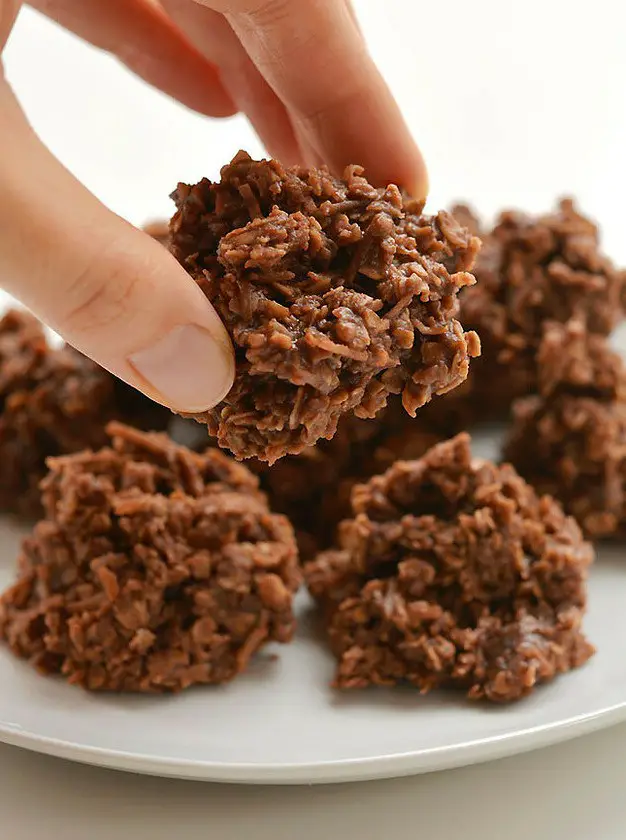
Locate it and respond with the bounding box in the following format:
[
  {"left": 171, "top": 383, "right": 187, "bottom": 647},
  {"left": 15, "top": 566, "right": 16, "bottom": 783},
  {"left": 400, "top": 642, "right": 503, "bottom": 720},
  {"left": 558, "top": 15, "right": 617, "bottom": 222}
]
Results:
[{"left": 0, "top": 0, "right": 427, "bottom": 413}]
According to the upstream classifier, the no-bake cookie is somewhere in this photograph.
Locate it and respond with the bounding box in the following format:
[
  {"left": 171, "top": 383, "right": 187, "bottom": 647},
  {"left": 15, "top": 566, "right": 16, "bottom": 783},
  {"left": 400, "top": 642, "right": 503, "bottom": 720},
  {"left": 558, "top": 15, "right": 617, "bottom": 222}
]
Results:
[
  {"left": 429, "top": 199, "right": 626, "bottom": 430},
  {"left": 169, "top": 151, "right": 480, "bottom": 462},
  {"left": 504, "top": 319, "right": 626, "bottom": 538},
  {"left": 305, "top": 433, "right": 594, "bottom": 702},
  {"left": 0, "top": 423, "right": 300, "bottom": 691},
  {"left": 259, "top": 400, "right": 442, "bottom": 559},
  {"left": 0, "top": 309, "right": 169, "bottom": 518}
]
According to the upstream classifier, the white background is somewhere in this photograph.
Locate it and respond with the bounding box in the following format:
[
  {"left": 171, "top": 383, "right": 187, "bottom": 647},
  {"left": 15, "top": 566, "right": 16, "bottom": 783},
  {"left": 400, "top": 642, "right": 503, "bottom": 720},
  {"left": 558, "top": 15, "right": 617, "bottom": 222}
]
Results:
[
  {"left": 3, "top": 2, "right": 626, "bottom": 837},
  {"left": 5, "top": 1, "right": 626, "bottom": 259}
]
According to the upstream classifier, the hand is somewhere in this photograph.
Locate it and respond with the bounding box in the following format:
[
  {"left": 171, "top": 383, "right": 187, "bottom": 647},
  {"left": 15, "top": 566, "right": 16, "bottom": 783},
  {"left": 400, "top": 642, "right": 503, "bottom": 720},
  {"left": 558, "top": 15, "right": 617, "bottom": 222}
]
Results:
[{"left": 0, "top": 0, "right": 427, "bottom": 413}]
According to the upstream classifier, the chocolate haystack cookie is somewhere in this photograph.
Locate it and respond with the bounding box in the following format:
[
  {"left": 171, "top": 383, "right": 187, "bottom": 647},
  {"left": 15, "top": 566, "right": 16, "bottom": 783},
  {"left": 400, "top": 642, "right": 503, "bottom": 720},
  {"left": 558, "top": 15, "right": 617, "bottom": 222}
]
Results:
[
  {"left": 259, "top": 401, "right": 442, "bottom": 559},
  {"left": 430, "top": 199, "right": 626, "bottom": 429},
  {"left": 504, "top": 320, "right": 626, "bottom": 538},
  {"left": 0, "top": 309, "right": 169, "bottom": 518},
  {"left": 305, "top": 433, "right": 594, "bottom": 703},
  {"left": 0, "top": 423, "right": 300, "bottom": 692},
  {"left": 169, "top": 151, "right": 480, "bottom": 462}
]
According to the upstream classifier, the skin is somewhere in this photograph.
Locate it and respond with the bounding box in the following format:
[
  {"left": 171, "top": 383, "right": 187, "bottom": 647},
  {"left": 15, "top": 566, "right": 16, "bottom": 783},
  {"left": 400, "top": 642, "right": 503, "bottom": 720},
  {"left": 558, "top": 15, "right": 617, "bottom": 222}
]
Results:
[{"left": 0, "top": 0, "right": 427, "bottom": 413}]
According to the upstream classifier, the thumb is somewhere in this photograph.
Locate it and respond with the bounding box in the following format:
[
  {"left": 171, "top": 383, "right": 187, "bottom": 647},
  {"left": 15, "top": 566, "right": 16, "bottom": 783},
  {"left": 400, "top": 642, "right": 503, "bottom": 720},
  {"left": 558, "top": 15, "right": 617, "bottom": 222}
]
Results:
[{"left": 0, "top": 78, "right": 234, "bottom": 413}]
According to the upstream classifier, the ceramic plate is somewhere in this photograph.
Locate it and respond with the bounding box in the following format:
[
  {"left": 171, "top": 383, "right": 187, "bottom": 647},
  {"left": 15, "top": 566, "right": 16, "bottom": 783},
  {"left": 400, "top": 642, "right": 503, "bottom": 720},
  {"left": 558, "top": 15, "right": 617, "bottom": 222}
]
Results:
[{"left": 0, "top": 427, "right": 624, "bottom": 784}]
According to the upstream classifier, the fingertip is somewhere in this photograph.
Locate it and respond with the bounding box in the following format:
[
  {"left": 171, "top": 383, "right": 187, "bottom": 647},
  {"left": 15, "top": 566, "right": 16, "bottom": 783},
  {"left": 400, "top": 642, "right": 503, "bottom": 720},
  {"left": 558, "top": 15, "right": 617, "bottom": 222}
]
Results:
[
  {"left": 362, "top": 141, "right": 429, "bottom": 202},
  {"left": 127, "top": 320, "right": 235, "bottom": 413},
  {"left": 404, "top": 155, "right": 430, "bottom": 203},
  {"left": 119, "top": 234, "right": 236, "bottom": 413}
]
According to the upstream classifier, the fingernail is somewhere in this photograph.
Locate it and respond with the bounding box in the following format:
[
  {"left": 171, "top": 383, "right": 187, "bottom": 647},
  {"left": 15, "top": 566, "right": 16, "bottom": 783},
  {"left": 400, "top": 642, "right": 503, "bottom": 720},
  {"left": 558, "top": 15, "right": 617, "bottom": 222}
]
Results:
[
  {"left": 406, "top": 161, "right": 429, "bottom": 203},
  {"left": 128, "top": 324, "right": 234, "bottom": 412}
]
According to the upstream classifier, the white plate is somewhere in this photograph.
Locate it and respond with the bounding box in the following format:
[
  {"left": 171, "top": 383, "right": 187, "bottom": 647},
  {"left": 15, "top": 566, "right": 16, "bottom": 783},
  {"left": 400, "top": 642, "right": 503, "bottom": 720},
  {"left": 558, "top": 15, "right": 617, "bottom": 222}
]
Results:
[
  {"left": 0, "top": 426, "right": 625, "bottom": 784},
  {"left": 3, "top": 1, "right": 626, "bottom": 789}
]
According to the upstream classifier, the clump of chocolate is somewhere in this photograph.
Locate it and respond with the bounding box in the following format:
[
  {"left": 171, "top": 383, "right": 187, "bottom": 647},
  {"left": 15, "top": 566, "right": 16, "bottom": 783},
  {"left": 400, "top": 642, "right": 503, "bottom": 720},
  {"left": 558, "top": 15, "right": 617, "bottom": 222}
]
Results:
[
  {"left": 431, "top": 199, "right": 626, "bottom": 429},
  {"left": 0, "top": 310, "right": 169, "bottom": 518},
  {"left": 305, "top": 433, "right": 594, "bottom": 703},
  {"left": 0, "top": 423, "right": 300, "bottom": 692},
  {"left": 169, "top": 151, "right": 480, "bottom": 463},
  {"left": 259, "top": 400, "right": 442, "bottom": 559},
  {"left": 504, "top": 320, "right": 626, "bottom": 539}
]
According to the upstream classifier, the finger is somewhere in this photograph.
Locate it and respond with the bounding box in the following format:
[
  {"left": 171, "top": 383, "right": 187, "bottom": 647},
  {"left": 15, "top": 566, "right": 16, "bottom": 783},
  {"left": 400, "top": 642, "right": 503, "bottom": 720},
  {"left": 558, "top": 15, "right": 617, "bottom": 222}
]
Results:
[
  {"left": 343, "top": 0, "right": 361, "bottom": 35},
  {"left": 0, "top": 0, "right": 22, "bottom": 50},
  {"left": 161, "top": 0, "right": 302, "bottom": 163},
  {"left": 197, "top": 0, "right": 428, "bottom": 196},
  {"left": 30, "top": 0, "right": 237, "bottom": 117},
  {"left": 0, "top": 79, "right": 234, "bottom": 412}
]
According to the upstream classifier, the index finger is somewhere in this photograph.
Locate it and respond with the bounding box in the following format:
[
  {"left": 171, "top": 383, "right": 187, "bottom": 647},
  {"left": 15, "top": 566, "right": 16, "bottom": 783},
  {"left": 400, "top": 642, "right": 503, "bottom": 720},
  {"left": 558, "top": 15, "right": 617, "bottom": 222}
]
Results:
[{"left": 196, "top": 0, "right": 428, "bottom": 197}]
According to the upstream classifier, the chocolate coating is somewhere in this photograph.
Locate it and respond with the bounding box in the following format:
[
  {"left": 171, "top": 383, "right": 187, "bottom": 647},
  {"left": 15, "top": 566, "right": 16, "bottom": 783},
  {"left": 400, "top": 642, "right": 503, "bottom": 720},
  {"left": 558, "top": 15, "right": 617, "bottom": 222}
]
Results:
[
  {"left": 0, "top": 423, "right": 300, "bottom": 692},
  {"left": 170, "top": 152, "right": 480, "bottom": 462},
  {"left": 305, "top": 433, "right": 594, "bottom": 702}
]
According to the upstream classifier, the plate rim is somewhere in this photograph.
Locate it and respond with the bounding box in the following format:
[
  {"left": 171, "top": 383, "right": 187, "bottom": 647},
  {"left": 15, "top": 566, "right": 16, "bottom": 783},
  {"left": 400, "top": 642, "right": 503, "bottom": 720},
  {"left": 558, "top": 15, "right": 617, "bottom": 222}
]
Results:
[{"left": 0, "top": 698, "right": 625, "bottom": 784}]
